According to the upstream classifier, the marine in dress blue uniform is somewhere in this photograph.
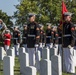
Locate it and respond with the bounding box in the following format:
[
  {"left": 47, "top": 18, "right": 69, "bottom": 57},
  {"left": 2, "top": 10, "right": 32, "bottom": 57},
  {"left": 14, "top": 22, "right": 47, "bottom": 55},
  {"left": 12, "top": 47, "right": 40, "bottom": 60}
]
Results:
[
  {"left": 27, "top": 13, "right": 40, "bottom": 70},
  {"left": 46, "top": 23, "right": 53, "bottom": 48},
  {"left": 52, "top": 26, "right": 59, "bottom": 55},
  {"left": 63, "top": 12, "right": 75, "bottom": 73},
  {"left": 22, "top": 24, "right": 28, "bottom": 52},
  {"left": 39, "top": 24, "right": 45, "bottom": 58},
  {"left": 13, "top": 26, "right": 20, "bottom": 56}
]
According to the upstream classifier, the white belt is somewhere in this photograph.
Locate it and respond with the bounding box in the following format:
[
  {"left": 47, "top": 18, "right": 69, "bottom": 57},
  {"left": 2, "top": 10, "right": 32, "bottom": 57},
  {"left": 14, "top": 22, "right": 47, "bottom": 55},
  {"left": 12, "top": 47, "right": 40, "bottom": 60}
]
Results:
[
  {"left": 13, "top": 38, "right": 18, "bottom": 39},
  {"left": 5, "top": 39, "right": 10, "bottom": 41},
  {"left": 28, "top": 35, "right": 35, "bottom": 37},
  {"left": 63, "top": 34, "right": 71, "bottom": 37},
  {"left": 58, "top": 37, "right": 61, "bottom": 38},
  {"left": 23, "top": 37, "right": 26, "bottom": 39},
  {"left": 46, "top": 36, "right": 51, "bottom": 38}
]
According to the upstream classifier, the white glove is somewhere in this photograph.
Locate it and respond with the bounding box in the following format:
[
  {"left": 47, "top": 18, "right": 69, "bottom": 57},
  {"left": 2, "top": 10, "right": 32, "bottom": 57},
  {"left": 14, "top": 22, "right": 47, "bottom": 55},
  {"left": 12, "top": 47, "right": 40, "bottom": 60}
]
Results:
[
  {"left": 68, "top": 45, "right": 72, "bottom": 49},
  {"left": 43, "top": 43, "right": 45, "bottom": 47},
  {"left": 40, "top": 43, "right": 43, "bottom": 48},
  {"left": 50, "top": 43, "right": 53, "bottom": 48},
  {"left": 35, "top": 44, "right": 39, "bottom": 47}
]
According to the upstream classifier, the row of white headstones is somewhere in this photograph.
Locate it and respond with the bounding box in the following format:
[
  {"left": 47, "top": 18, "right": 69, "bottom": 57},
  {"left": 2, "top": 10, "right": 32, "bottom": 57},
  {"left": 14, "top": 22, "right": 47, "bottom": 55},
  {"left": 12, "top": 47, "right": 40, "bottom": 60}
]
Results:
[{"left": 0, "top": 47, "right": 66, "bottom": 75}]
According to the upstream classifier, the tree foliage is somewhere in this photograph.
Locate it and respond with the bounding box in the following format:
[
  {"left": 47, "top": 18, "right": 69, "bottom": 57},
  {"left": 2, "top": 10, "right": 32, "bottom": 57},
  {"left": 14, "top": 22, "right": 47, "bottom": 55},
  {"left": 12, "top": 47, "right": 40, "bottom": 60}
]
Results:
[
  {"left": 14, "top": 0, "right": 76, "bottom": 25},
  {"left": 0, "top": 10, "right": 13, "bottom": 26}
]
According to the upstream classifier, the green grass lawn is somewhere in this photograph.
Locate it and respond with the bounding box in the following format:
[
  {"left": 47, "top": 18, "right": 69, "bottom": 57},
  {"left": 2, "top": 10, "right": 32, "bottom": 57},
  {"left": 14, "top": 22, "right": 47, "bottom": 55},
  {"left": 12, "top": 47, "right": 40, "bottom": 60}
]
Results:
[{"left": 0, "top": 57, "right": 73, "bottom": 75}]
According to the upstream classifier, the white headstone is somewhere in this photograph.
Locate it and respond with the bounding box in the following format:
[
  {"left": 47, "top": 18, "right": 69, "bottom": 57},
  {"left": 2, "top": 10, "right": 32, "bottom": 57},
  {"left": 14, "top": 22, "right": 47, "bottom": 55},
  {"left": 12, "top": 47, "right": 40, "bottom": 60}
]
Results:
[
  {"left": 7, "top": 49, "right": 15, "bottom": 66},
  {"left": 3, "top": 56, "right": 14, "bottom": 75},
  {"left": 54, "top": 44, "right": 58, "bottom": 55},
  {"left": 0, "top": 47, "right": 6, "bottom": 60},
  {"left": 51, "top": 55, "right": 62, "bottom": 75},
  {"left": 38, "top": 50, "right": 41, "bottom": 61},
  {"left": 22, "top": 53, "right": 29, "bottom": 66},
  {"left": 35, "top": 50, "right": 41, "bottom": 71},
  {"left": 20, "top": 52, "right": 29, "bottom": 74},
  {"left": 24, "top": 66, "right": 36, "bottom": 75},
  {"left": 54, "top": 48, "right": 58, "bottom": 55},
  {"left": 19, "top": 47, "right": 25, "bottom": 53},
  {"left": 19, "top": 47, "right": 26, "bottom": 60},
  {"left": 42, "top": 47, "right": 50, "bottom": 60},
  {"left": 50, "top": 48, "right": 55, "bottom": 60},
  {"left": 7, "top": 48, "right": 15, "bottom": 57},
  {"left": 11, "top": 47, "right": 15, "bottom": 57},
  {"left": 40, "top": 59, "right": 52, "bottom": 75}
]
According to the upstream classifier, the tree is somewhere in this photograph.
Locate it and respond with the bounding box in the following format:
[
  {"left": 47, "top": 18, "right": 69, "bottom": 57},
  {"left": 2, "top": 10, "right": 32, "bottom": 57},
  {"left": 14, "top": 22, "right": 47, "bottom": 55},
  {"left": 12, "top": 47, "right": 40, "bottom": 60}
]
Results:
[
  {"left": 0, "top": 10, "right": 13, "bottom": 26},
  {"left": 14, "top": 0, "right": 76, "bottom": 25}
]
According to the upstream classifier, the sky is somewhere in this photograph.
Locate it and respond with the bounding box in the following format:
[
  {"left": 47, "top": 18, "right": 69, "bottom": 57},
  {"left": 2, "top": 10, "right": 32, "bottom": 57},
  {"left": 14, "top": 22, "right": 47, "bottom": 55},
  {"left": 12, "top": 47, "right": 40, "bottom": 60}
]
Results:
[{"left": 0, "top": 0, "right": 19, "bottom": 24}]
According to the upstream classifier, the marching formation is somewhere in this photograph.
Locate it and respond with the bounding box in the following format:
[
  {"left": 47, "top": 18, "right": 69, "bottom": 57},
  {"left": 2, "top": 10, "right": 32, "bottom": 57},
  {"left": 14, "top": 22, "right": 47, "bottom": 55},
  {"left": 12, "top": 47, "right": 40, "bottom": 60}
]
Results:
[{"left": 0, "top": 11, "right": 76, "bottom": 74}]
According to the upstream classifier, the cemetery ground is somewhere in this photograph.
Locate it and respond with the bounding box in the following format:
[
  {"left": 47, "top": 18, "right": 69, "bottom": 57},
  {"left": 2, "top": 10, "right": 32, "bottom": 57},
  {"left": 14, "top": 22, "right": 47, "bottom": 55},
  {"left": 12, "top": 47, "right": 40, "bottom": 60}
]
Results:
[{"left": 0, "top": 57, "right": 73, "bottom": 75}]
